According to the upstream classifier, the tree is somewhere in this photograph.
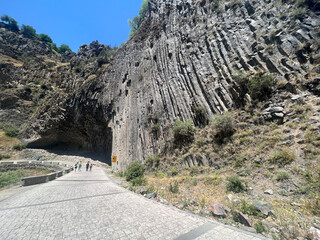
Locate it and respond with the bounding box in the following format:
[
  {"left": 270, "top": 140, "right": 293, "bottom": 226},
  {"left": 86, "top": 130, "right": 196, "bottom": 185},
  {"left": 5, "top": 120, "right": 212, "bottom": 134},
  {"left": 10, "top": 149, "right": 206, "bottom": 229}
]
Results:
[
  {"left": 0, "top": 14, "right": 19, "bottom": 31},
  {"left": 58, "top": 44, "right": 72, "bottom": 53},
  {"left": 211, "top": 112, "right": 235, "bottom": 144},
  {"left": 139, "top": 0, "right": 149, "bottom": 18},
  {"left": 128, "top": 16, "right": 141, "bottom": 38},
  {"left": 128, "top": 0, "right": 149, "bottom": 38},
  {"left": 21, "top": 25, "right": 36, "bottom": 38},
  {"left": 37, "top": 33, "right": 53, "bottom": 43},
  {"left": 49, "top": 42, "right": 58, "bottom": 51},
  {"left": 247, "top": 73, "right": 275, "bottom": 100},
  {"left": 173, "top": 120, "right": 195, "bottom": 146}
]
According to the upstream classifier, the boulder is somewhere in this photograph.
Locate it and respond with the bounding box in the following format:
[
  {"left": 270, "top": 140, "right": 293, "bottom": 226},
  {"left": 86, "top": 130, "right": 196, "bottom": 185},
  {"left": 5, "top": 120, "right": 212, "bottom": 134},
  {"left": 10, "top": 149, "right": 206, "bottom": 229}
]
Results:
[
  {"left": 159, "top": 197, "right": 168, "bottom": 205},
  {"left": 145, "top": 192, "right": 157, "bottom": 199},
  {"left": 308, "top": 227, "right": 320, "bottom": 240},
  {"left": 297, "top": 139, "right": 305, "bottom": 144},
  {"left": 264, "top": 189, "right": 274, "bottom": 195},
  {"left": 281, "top": 140, "right": 293, "bottom": 145},
  {"left": 211, "top": 203, "right": 227, "bottom": 218},
  {"left": 140, "top": 188, "right": 147, "bottom": 195},
  {"left": 253, "top": 158, "right": 266, "bottom": 164},
  {"left": 278, "top": 82, "right": 297, "bottom": 94},
  {"left": 233, "top": 211, "right": 252, "bottom": 227},
  {"left": 262, "top": 103, "right": 286, "bottom": 123},
  {"left": 253, "top": 200, "right": 273, "bottom": 216}
]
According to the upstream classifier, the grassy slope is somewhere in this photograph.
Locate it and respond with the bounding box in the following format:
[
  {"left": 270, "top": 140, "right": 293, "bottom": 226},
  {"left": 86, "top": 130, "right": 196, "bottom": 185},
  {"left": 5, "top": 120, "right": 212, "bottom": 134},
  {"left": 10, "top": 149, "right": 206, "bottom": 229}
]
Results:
[{"left": 126, "top": 93, "right": 320, "bottom": 239}]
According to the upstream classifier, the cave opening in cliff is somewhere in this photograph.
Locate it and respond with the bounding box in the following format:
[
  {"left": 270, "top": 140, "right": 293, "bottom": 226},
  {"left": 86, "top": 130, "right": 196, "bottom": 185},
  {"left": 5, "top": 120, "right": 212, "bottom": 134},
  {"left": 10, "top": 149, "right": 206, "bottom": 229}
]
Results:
[{"left": 27, "top": 122, "right": 113, "bottom": 165}]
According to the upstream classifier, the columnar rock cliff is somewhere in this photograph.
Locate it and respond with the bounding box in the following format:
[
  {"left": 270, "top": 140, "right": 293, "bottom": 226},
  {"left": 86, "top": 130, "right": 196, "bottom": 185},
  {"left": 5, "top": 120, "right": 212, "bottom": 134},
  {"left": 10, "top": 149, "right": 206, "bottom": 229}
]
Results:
[{"left": 1, "top": 0, "right": 319, "bottom": 168}]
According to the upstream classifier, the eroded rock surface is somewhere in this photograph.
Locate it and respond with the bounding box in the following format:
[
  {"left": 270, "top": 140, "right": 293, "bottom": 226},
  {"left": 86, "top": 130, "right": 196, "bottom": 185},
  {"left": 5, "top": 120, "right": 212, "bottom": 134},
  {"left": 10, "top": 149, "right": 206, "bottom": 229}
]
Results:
[{"left": 1, "top": 0, "right": 319, "bottom": 168}]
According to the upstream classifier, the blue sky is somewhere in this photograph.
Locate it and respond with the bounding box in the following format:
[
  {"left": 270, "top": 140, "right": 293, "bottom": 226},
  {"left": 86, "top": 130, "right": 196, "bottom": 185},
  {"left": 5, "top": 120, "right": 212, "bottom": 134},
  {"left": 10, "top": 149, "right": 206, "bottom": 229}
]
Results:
[{"left": 1, "top": 0, "right": 143, "bottom": 52}]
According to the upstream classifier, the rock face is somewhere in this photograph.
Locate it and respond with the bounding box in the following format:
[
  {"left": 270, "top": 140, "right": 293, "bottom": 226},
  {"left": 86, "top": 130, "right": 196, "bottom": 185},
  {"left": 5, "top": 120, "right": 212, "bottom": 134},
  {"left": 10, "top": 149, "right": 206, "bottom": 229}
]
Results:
[
  {"left": 253, "top": 200, "right": 273, "bottom": 217},
  {"left": 211, "top": 203, "right": 227, "bottom": 218},
  {"left": 262, "top": 103, "right": 286, "bottom": 123},
  {"left": 233, "top": 211, "right": 252, "bottom": 227},
  {"left": 308, "top": 227, "right": 320, "bottom": 240},
  {"left": 1, "top": 0, "right": 319, "bottom": 169}
]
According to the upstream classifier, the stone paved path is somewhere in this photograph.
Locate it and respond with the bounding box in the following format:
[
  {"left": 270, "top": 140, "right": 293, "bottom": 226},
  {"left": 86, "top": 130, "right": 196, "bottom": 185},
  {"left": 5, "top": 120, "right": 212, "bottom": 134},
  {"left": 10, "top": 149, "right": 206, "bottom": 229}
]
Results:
[{"left": 0, "top": 165, "right": 270, "bottom": 240}]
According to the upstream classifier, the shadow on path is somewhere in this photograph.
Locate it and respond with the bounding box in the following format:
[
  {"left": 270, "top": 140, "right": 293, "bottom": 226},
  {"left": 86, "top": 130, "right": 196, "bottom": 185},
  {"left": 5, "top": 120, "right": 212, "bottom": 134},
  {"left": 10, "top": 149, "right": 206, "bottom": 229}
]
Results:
[{"left": 0, "top": 191, "right": 125, "bottom": 211}]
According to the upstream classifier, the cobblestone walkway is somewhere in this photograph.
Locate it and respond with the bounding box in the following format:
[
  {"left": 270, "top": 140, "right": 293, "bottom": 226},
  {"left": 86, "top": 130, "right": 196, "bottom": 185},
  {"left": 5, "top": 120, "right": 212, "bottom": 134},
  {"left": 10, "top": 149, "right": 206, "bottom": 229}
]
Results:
[{"left": 0, "top": 165, "right": 270, "bottom": 240}]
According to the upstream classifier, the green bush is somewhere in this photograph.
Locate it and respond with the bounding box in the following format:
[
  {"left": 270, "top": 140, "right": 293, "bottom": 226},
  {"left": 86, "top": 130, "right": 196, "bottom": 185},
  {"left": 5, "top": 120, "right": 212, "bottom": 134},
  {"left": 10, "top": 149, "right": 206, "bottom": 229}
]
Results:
[
  {"left": 211, "top": 112, "right": 235, "bottom": 144},
  {"left": 37, "top": 33, "right": 53, "bottom": 43},
  {"left": 248, "top": 73, "right": 275, "bottom": 100},
  {"left": 58, "top": 44, "right": 72, "bottom": 53},
  {"left": 13, "top": 144, "right": 26, "bottom": 151},
  {"left": 269, "top": 149, "right": 295, "bottom": 166},
  {"left": 254, "top": 221, "right": 266, "bottom": 233},
  {"left": 0, "top": 169, "right": 24, "bottom": 188},
  {"left": 173, "top": 120, "right": 195, "bottom": 146},
  {"left": 145, "top": 155, "right": 160, "bottom": 169},
  {"left": 21, "top": 25, "right": 37, "bottom": 38},
  {"left": 125, "top": 161, "right": 145, "bottom": 181},
  {"left": 0, "top": 15, "right": 19, "bottom": 31},
  {"left": 226, "top": 175, "right": 247, "bottom": 193},
  {"left": 170, "top": 167, "right": 178, "bottom": 176},
  {"left": 239, "top": 199, "right": 258, "bottom": 216},
  {"left": 146, "top": 185, "right": 155, "bottom": 194},
  {"left": 204, "top": 176, "right": 222, "bottom": 185},
  {"left": 131, "top": 177, "right": 147, "bottom": 186},
  {"left": 154, "top": 169, "right": 166, "bottom": 178},
  {"left": 128, "top": 0, "right": 149, "bottom": 37},
  {"left": 195, "top": 137, "right": 208, "bottom": 147},
  {"left": 0, "top": 123, "right": 19, "bottom": 137},
  {"left": 276, "top": 170, "right": 290, "bottom": 181},
  {"left": 169, "top": 180, "right": 179, "bottom": 193},
  {"left": 194, "top": 106, "right": 209, "bottom": 127},
  {"left": 49, "top": 42, "right": 58, "bottom": 51},
  {"left": 0, "top": 154, "right": 10, "bottom": 160}
]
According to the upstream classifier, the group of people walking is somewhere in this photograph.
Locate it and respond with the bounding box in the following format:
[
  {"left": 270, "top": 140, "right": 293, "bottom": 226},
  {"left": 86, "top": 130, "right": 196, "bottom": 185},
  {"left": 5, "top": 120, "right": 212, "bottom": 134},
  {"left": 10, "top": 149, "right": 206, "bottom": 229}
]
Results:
[{"left": 74, "top": 161, "right": 93, "bottom": 172}]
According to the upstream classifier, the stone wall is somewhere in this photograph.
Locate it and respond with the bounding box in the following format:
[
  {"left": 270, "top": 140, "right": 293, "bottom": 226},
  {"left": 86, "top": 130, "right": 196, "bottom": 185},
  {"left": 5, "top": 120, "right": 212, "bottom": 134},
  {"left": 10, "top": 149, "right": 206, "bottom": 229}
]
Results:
[{"left": 0, "top": 161, "right": 73, "bottom": 186}]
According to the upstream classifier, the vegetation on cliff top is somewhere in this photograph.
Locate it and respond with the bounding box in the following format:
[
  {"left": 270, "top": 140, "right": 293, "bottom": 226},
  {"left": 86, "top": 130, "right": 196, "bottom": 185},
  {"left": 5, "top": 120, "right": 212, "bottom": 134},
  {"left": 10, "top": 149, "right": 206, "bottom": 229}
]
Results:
[
  {"left": 0, "top": 14, "right": 72, "bottom": 53},
  {"left": 128, "top": 0, "right": 149, "bottom": 38}
]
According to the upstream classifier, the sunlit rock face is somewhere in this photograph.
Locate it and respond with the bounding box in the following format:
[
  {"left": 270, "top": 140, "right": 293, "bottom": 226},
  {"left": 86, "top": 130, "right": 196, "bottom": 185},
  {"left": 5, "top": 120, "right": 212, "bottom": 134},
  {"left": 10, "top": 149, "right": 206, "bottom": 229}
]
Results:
[{"left": 6, "top": 0, "right": 318, "bottom": 168}]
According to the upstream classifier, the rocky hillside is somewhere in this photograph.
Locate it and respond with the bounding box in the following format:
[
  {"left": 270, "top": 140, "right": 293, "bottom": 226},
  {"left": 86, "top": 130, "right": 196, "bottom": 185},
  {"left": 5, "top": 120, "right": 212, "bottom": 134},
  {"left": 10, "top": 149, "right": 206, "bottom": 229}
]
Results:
[
  {"left": 14, "top": 0, "right": 319, "bottom": 168},
  {"left": 0, "top": 23, "right": 116, "bottom": 160},
  {"left": 0, "top": 0, "right": 320, "bottom": 239}
]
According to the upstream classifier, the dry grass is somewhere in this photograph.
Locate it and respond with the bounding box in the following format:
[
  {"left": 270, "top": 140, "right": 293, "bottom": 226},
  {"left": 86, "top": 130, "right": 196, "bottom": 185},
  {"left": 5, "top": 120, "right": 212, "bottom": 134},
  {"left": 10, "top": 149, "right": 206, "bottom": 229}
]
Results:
[
  {"left": 125, "top": 93, "right": 320, "bottom": 239},
  {"left": 145, "top": 173, "right": 227, "bottom": 208},
  {"left": 0, "top": 130, "right": 21, "bottom": 148},
  {"left": 0, "top": 55, "right": 23, "bottom": 67},
  {"left": 272, "top": 199, "right": 310, "bottom": 239}
]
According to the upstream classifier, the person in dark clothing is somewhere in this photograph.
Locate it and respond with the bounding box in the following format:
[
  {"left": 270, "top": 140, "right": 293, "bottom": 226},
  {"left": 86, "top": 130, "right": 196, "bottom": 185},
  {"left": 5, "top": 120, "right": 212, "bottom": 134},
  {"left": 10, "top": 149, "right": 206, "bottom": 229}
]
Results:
[
  {"left": 86, "top": 161, "right": 90, "bottom": 171},
  {"left": 74, "top": 162, "right": 78, "bottom": 172}
]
